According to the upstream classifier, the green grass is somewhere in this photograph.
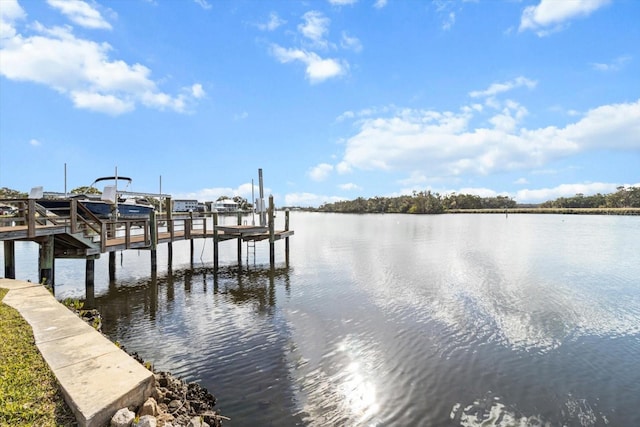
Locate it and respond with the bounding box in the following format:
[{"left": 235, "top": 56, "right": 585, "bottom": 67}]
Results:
[{"left": 0, "top": 288, "right": 77, "bottom": 426}]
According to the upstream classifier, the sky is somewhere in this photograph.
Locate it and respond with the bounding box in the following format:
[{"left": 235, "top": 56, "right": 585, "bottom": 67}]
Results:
[{"left": 1, "top": 0, "right": 639, "bottom": 207}]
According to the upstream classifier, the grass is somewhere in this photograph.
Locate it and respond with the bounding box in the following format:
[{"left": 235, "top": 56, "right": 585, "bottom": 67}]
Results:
[{"left": 0, "top": 288, "right": 77, "bottom": 426}]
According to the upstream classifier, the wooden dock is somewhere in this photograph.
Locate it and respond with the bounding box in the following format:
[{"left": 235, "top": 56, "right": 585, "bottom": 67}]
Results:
[{"left": 0, "top": 196, "right": 293, "bottom": 289}]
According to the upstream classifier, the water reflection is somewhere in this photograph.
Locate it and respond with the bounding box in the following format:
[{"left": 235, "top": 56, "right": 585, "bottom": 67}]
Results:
[
  {"left": 91, "top": 264, "right": 300, "bottom": 426},
  {"left": 291, "top": 334, "right": 382, "bottom": 426},
  {"left": 94, "top": 265, "right": 292, "bottom": 326},
  {"left": 4, "top": 213, "right": 639, "bottom": 426},
  {"left": 450, "top": 393, "right": 549, "bottom": 426}
]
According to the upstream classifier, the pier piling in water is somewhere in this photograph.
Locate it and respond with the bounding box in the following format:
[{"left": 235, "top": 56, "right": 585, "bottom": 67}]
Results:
[
  {"left": 0, "top": 191, "right": 293, "bottom": 296},
  {"left": 38, "top": 235, "right": 54, "bottom": 288},
  {"left": 3, "top": 240, "right": 15, "bottom": 279}
]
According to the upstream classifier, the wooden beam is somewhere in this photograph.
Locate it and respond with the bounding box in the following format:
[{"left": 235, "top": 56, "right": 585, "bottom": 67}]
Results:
[{"left": 3, "top": 240, "right": 15, "bottom": 279}]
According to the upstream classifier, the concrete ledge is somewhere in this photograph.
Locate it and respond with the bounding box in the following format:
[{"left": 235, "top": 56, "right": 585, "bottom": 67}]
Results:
[{"left": 0, "top": 278, "right": 154, "bottom": 427}]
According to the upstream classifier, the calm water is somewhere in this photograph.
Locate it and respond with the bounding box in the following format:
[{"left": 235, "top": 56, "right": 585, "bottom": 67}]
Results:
[{"left": 2, "top": 213, "right": 640, "bottom": 426}]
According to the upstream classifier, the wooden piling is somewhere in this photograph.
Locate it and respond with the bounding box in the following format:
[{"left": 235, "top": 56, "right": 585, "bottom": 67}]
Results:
[
  {"left": 151, "top": 250, "right": 157, "bottom": 273},
  {"left": 109, "top": 251, "right": 116, "bottom": 280},
  {"left": 269, "top": 195, "right": 275, "bottom": 267},
  {"left": 27, "top": 199, "right": 36, "bottom": 238},
  {"left": 213, "top": 212, "right": 219, "bottom": 271},
  {"left": 237, "top": 212, "right": 243, "bottom": 266},
  {"left": 150, "top": 210, "right": 158, "bottom": 273},
  {"left": 3, "top": 240, "right": 15, "bottom": 279},
  {"left": 38, "top": 235, "right": 55, "bottom": 287},
  {"left": 285, "top": 209, "right": 290, "bottom": 266},
  {"left": 85, "top": 255, "right": 97, "bottom": 309},
  {"left": 86, "top": 257, "right": 95, "bottom": 287}
]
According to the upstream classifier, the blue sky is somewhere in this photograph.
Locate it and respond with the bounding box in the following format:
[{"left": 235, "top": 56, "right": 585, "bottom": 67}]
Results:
[{"left": 1, "top": 0, "right": 638, "bottom": 207}]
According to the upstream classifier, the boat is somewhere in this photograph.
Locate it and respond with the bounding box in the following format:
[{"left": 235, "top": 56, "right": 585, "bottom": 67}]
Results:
[{"left": 38, "top": 176, "right": 155, "bottom": 220}]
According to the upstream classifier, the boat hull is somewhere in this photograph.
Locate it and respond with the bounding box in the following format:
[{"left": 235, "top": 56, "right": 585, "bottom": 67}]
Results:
[{"left": 38, "top": 199, "right": 153, "bottom": 220}]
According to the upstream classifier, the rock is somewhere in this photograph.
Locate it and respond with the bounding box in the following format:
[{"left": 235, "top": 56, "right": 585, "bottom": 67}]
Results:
[
  {"left": 133, "top": 415, "right": 157, "bottom": 427},
  {"left": 139, "top": 397, "right": 159, "bottom": 417},
  {"left": 110, "top": 408, "right": 135, "bottom": 427},
  {"left": 168, "top": 399, "right": 182, "bottom": 413},
  {"left": 156, "top": 373, "right": 168, "bottom": 388},
  {"left": 156, "top": 412, "right": 175, "bottom": 427},
  {"left": 187, "top": 417, "right": 209, "bottom": 427}
]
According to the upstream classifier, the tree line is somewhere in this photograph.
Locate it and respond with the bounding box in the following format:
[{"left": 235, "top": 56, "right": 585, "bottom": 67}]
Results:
[
  {"left": 317, "top": 191, "right": 517, "bottom": 214},
  {"left": 316, "top": 186, "right": 639, "bottom": 214},
  {"left": 2, "top": 185, "right": 639, "bottom": 213},
  {"left": 539, "top": 186, "right": 640, "bottom": 209}
]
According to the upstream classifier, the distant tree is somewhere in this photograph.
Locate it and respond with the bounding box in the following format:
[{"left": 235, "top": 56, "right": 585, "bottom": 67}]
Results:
[
  {"left": 71, "top": 186, "right": 101, "bottom": 195},
  {"left": 0, "top": 187, "right": 28, "bottom": 199},
  {"left": 232, "top": 196, "right": 251, "bottom": 210}
]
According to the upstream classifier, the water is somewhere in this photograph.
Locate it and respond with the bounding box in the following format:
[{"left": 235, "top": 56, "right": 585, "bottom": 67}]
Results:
[{"left": 2, "top": 213, "right": 639, "bottom": 426}]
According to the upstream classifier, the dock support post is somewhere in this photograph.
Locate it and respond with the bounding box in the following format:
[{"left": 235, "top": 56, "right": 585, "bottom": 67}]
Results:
[
  {"left": 285, "top": 209, "right": 290, "bottom": 267},
  {"left": 237, "top": 212, "right": 242, "bottom": 267},
  {"left": 109, "top": 251, "right": 116, "bottom": 280},
  {"left": 85, "top": 257, "right": 95, "bottom": 308},
  {"left": 150, "top": 210, "right": 158, "bottom": 273},
  {"left": 3, "top": 241, "right": 15, "bottom": 279},
  {"left": 213, "top": 212, "right": 219, "bottom": 271},
  {"left": 38, "top": 235, "right": 54, "bottom": 288},
  {"left": 269, "top": 195, "right": 275, "bottom": 268},
  {"left": 167, "top": 242, "right": 173, "bottom": 268}
]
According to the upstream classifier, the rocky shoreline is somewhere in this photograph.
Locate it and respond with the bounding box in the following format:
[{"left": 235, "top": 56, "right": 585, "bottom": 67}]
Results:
[{"left": 71, "top": 306, "right": 227, "bottom": 427}]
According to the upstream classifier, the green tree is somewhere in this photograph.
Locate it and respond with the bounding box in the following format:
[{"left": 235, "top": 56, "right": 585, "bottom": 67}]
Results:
[{"left": 71, "top": 186, "right": 101, "bottom": 195}]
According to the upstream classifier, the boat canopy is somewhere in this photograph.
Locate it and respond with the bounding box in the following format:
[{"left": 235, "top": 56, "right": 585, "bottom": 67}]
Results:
[{"left": 91, "top": 176, "right": 133, "bottom": 186}]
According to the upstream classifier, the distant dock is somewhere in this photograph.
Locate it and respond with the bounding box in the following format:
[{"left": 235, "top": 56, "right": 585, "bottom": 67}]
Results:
[{"left": 0, "top": 195, "right": 293, "bottom": 295}]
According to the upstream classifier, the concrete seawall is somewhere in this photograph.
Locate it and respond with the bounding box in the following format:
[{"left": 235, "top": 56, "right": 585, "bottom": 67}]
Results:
[{"left": 0, "top": 278, "right": 154, "bottom": 427}]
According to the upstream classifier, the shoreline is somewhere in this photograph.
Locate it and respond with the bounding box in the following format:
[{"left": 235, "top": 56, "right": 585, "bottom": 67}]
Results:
[
  {"left": 68, "top": 303, "right": 228, "bottom": 427},
  {"left": 308, "top": 207, "right": 640, "bottom": 215},
  {"left": 445, "top": 207, "right": 640, "bottom": 215}
]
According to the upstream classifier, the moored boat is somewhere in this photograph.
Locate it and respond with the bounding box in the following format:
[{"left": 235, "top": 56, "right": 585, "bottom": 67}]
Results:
[{"left": 38, "top": 176, "right": 155, "bottom": 220}]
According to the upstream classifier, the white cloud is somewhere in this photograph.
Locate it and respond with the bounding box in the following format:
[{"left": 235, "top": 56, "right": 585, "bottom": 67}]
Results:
[
  {"left": 71, "top": 90, "right": 134, "bottom": 115},
  {"left": 0, "top": 13, "right": 204, "bottom": 115},
  {"left": 175, "top": 182, "right": 269, "bottom": 203},
  {"left": 339, "top": 183, "right": 361, "bottom": 191},
  {"left": 455, "top": 187, "right": 503, "bottom": 198},
  {"left": 341, "top": 32, "right": 362, "bottom": 52},
  {"left": 515, "top": 182, "right": 630, "bottom": 203},
  {"left": 47, "top": 0, "right": 112, "bottom": 30},
  {"left": 337, "top": 99, "right": 640, "bottom": 180},
  {"left": 397, "top": 171, "right": 428, "bottom": 186},
  {"left": 257, "top": 12, "right": 285, "bottom": 31},
  {"left": 514, "top": 178, "right": 529, "bottom": 185},
  {"left": 298, "top": 11, "right": 330, "bottom": 48},
  {"left": 469, "top": 76, "right": 537, "bottom": 98},
  {"left": 0, "top": 0, "right": 26, "bottom": 39},
  {"left": 191, "top": 83, "right": 205, "bottom": 98},
  {"left": 270, "top": 44, "right": 346, "bottom": 83},
  {"left": 442, "top": 12, "right": 455, "bottom": 31},
  {"left": 29, "top": 138, "right": 41, "bottom": 147},
  {"left": 374, "top": 0, "right": 388, "bottom": 9},
  {"left": 309, "top": 163, "right": 334, "bottom": 181},
  {"left": 329, "top": 0, "right": 358, "bottom": 5},
  {"left": 193, "top": 0, "right": 212, "bottom": 10},
  {"left": 285, "top": 192, "right": 344, "bottom": 207},
  {"left": 266, "top": 9, "right": 355, "bottom": 83},
  {"left": 590, "top": 55, "right": 632, "bottom": 72},
  {"left": 234, "top": 111, "right": 249, "bottom": 121},
  {"left": 519, "top": 0, "right": 611, "bottom": 36},
  {"left": 336, "top": 161, "right": 352, "bottom": 174}
]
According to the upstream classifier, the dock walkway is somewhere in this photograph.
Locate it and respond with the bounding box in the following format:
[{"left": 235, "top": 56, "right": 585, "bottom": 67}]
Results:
[
  {"left": 1, "top": 278, "right": 154, "bottom": 427},
  {"left": 0, "top": 196, "right": 293, "bottom": 287}
]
